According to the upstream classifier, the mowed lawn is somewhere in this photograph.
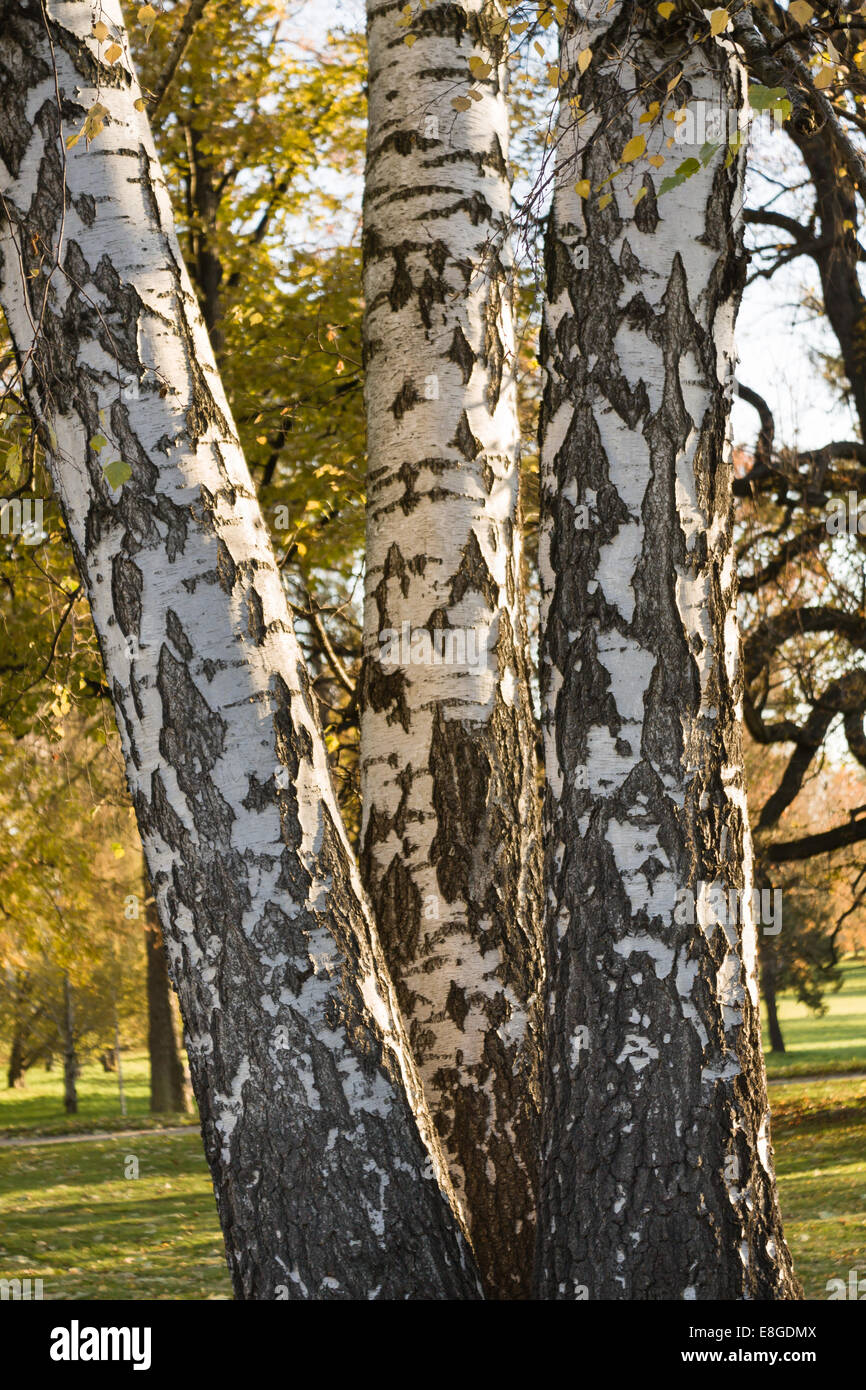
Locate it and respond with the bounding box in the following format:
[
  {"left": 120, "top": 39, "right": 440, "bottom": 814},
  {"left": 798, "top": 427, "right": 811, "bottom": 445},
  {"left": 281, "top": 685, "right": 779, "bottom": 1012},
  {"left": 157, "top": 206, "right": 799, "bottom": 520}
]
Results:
[
  {"left": 0, "top": 1130, "right": 231, "bottom": 1299},
  {"left": 762, "top": 959, "right": 866, "bottom": 1078},
  {"left": 0, "top": 961, "right": 864, "bottom": 1300},
  {"left": 0, "top": 1050, "right": 199, "bottom": 1139}
]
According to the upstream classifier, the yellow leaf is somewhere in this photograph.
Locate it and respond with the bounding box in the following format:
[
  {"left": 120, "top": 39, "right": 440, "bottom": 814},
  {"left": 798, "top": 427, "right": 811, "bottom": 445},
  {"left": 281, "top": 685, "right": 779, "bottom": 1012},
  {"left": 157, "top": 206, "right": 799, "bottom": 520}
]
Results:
[
  {"left": 639, "top": 102, "right": 660, "bottom": 123},
  {"left": 657, "top": 2, "right": 675, "bottom": 16},
  {"left": 667, "top": 72, "right": 682, "bottom": 92},
  {"left": 452, "top": 96, "right": 472, "bottom": 110},
  {"left": 599, "top": 192, "right": 613, "bottom": 210},
  {"left": 634, "top": 187, "right": 648, "bottom": 206},
  {"left": 404, "top": 33, "right": 417, "bottom": 44},
  {"left": 511, "top": 20, "right": 529, "bottom": 34},
  {"left": 708, "top": 8, "right": 729, "bottom": 36},
  {"left": 577, "top": 47, "right": 592, "bottom": 74},
  {"left": 138, "top": 3, "right": 157, "bottom": 23},
  {"left": 789, "top": 0, "right": 814, "bottom": 22},
  {"left": 134, "top": 97, "right": 146, "bottom": 111},
  {"left": 105, "top": 41, "right": 123, "bottom": 63},
  {"left": 574, "top": 179, "right": 591, "bottom": 198},
  {"left": 621, "top": 134, "right": 646, "bottom": 163},
  {"left": 843, "top": 219, "right": 854, "bottom": 230},
  {"left": 814, "top": 64, "right": 834, "bottom": 88},
  {"left": 547, "top": 63, "right": 562, "bottom": 87},
  {"left": 469, "top": 56, "right": 492, "bottom": 79},
  {"left": 92, "top": 20, "right": 109, "bottom": 41},
  {"left": 648, "top": 153, "right": 665, "bottom": 167}
]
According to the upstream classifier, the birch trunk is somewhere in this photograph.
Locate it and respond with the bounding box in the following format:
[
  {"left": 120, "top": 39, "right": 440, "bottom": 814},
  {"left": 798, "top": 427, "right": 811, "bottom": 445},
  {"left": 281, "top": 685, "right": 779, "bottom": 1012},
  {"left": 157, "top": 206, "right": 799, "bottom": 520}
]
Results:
[
  {"left": 0, "top": 0, "right": 478, "bottom": 1301},
  {"left": 361, "top": 0, "right": 543, "bottom": 1297},
  {"left": 536, "top": 6, "right": 799, "bottom": 1299}
]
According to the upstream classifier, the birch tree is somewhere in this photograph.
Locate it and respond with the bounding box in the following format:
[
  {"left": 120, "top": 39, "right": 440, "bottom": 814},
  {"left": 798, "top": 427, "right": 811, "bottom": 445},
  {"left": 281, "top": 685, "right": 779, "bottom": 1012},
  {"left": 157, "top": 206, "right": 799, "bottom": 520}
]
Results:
[
  {"left": 535, "top": 3, "right": 800, "bottom": 1299},
  {"left": 0, "top": 0, "right": 478, "bottom": 1301},
  {"left": 361, "top": 0, "right": 543, "bottom": 1297}
]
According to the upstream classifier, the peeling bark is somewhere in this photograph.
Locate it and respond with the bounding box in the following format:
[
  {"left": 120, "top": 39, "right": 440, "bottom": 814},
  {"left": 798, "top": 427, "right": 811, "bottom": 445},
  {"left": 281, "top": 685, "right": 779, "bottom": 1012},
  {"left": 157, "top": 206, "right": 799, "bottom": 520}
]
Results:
[
  {"left": 535, "top": 7, "right": 800, "bottom": 1299},
  {"left": 361, "top": 0, "right": 543, "bottom": 1297},
  {"left": 0, "top": 0, "right": 479, "bottom": 1301}
]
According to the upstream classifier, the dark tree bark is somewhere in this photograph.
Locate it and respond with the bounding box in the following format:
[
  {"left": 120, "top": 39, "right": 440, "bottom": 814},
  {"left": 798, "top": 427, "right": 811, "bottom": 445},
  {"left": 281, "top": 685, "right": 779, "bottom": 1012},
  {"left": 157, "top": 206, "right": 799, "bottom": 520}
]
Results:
[
  {"left": 0, "top": 0, "right": 478, "bottom": 1301},
  {"left": 145, "top": 882, "right": 191, "bottom": 1114},
  {"left": 535, "top": 7, "right": 800, "bottom": 1299}
]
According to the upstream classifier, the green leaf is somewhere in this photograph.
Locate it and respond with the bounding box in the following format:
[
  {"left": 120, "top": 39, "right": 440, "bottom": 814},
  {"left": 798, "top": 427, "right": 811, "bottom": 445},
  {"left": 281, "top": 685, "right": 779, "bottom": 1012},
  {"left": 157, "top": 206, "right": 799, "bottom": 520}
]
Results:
[
  {"left": 749, "top": 84, "right": 786, "bottom": 112},
  {"left": 4, "top": 443, "right": 22, "bottom": 484},
  {"left": 699, "top": 141, "right": 720, "bottom": 167},
  {"left": 103, "top": 459, "right": 132, "bottom": 490},
  {"left": 89, "top": 435, "right": 108, "bottom": 452},
  {"left": 658, "top": 174, "right": 684, "bottom": 196},
  {"left": 675, "top": 158, "right": 700, "bottom": 179}
]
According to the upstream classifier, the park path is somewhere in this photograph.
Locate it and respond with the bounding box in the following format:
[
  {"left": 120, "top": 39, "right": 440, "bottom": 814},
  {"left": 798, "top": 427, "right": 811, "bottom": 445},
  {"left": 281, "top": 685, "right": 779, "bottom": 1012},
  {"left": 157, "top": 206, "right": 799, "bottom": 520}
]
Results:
[
  {"left": 767, "top": 1070, "right": 866, "bottom": 1087},
  {"left": 0, "top": 1125, "right": 194, "bottom": 1149}
]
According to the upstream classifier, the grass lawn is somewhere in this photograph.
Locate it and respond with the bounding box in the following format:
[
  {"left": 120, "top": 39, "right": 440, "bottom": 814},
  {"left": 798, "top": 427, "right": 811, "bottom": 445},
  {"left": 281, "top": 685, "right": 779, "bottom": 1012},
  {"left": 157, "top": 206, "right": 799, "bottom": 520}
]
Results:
[
  {"left": 763, "top": 957, "right": 866, "bottom": 1078},
  {"left": 0, "top": 1050, "right": 198, "bottom": 1139},
  {"left": 771, "top": 1077, "right": 866, "bottom": 1299},
  {"left": 0, "top": 1130, "right": 231, "bottom": 1299},
  {"left": 0, "top": 968, "right": 863, "bottom": 1301}
]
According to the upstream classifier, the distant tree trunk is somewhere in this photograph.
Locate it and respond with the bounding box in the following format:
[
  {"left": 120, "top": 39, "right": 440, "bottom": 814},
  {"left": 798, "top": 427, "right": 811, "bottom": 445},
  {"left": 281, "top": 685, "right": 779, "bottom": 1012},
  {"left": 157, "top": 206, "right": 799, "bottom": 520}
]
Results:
[
  {"left": 145, "top": 887, "right": 190, "bottom": 1114},
  {"left": 762, "top": 960, "right": 786, "bottom": 1054},
  {"left": 62, "top": 975, "right": 78, "bottom": 1116},
  {"left": 7, "top": 1026, "right": 26, "bottom": 1089},
  {"left": 361, "top": 0, "right": 543, "bottom": 1298},
  {"left": 535, "top": 8, "right": 800, "bottom": 1299},
  {"left": 0, "top": 0, "right": 478, "bottom": 1300}
]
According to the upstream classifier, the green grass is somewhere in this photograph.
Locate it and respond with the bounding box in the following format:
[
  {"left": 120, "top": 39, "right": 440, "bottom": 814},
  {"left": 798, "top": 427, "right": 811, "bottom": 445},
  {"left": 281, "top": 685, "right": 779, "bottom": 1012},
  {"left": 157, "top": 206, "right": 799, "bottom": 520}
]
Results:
[
  {"left": 0, "top": 971, "right": 863, "bottom": 1301},
  {"left": 0, "top": 1130, "right": 231, "bottom": 1299},
  {"left": 0, "top": 1050, "right": 198, "bottom": 1138},
  {"left": 762, "top": 958, "right": 866, "bottom": 1078},
  {"left": 772, "top": 1076, "right": 866, "bottom": 1299},
  {"left": 0, "top": 1079, "right": 861, "bottom": 1301}
]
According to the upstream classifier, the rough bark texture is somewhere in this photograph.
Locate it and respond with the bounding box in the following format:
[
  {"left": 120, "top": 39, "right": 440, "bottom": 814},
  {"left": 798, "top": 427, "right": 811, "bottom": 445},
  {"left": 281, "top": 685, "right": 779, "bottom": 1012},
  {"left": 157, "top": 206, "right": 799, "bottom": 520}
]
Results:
[
  {"left": 535, "top": 7, "right": 800, "bottom": 1299},
  {"left": 145, "top": 886, "right": 191, "bottom": 1114},
  {"left": 360, "top": 0, "right": 543, "bottom": 1298},
  {"left": 0, "top": 0, "right": 479, "bottom": 1301}
]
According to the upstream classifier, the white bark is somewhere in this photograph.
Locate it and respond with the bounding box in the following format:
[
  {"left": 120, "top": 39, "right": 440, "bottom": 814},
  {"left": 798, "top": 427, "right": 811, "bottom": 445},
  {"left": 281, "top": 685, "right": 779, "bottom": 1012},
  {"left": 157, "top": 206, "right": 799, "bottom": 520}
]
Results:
[
  {"left": 536, "top": 4, "right": 799, "bottom": 1299},
  {"left": 361, "top": 0, "right": 542, "bottom": 1296},
  {"left": 0, "top": 0, "right": 478, "bottom": 1300}
]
